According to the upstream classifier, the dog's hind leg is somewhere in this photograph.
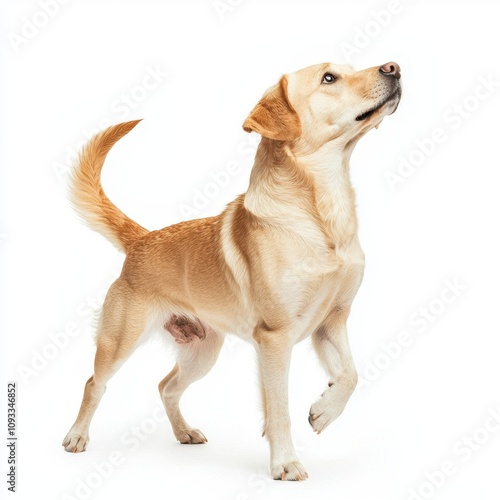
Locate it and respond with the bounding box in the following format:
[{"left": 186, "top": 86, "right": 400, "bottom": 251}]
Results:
[
  {"left": 159, "top": 325, "right": 223, "bottom": 444},
  {"left": 62, "top": 278, "right": 148, "bottom": 452}
]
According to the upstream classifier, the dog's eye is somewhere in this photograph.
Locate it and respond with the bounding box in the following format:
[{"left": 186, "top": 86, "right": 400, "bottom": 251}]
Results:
[{"left": 322, "top": 73, "right": 337, "bottom": 84}]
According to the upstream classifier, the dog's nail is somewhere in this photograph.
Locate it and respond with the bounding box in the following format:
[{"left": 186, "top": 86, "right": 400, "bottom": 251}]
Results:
[
  {"left": 328, "top": 381, "right": 334, "bottom": 387},
  {"left": 281, "top": 472, "right": 286, "bottom": 481}
]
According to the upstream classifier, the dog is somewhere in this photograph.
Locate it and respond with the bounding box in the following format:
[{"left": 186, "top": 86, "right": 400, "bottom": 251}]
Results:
[{"left": 62, "top": 61, "right": 401, "bottom": 481}]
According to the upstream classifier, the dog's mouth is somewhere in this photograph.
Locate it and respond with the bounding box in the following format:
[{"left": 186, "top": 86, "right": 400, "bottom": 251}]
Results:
[{"left": 355, "top": 87, "right": 401, "bottom": 121}]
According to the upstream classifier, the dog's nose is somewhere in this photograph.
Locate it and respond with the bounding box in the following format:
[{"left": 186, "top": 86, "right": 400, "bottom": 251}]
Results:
[{"left": 379, "top": 62, "right": 401, "bottom": 79}]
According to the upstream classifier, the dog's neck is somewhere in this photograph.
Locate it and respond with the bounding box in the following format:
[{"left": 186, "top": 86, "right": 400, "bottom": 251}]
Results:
[{"left": 244, "top": 137, "right": 358, "bottom": 248}]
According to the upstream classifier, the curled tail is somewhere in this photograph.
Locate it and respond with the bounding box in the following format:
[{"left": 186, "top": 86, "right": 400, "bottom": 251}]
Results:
[{"left": 70, "top": 120, "right": 149, "bottom": 252}]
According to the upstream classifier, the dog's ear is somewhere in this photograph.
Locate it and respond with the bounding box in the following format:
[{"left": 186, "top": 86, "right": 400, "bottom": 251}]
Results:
[{"left": 242, "top": 76, "right": 301, "bottom": 141}]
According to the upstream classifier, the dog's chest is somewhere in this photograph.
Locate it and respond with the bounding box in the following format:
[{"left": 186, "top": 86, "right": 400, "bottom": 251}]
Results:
[{"left": 279, "top": 234, "right": 365, "bottom": 315}]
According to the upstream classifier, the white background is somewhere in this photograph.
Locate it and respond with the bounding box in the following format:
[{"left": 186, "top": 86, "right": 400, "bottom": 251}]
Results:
[{"left": 2, "top": 1, "right": 500, "bottom": 499}]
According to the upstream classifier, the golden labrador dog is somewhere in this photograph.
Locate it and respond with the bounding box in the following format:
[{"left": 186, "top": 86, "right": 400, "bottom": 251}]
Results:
[{"left": 63, "top": 61, "right": 401, "bottom": 480}]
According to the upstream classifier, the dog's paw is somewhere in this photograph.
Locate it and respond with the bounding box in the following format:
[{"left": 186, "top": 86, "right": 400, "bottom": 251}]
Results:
[
  {"left": 271, "top": 461, "right": 308, "bottom": 481},
  {"left": 176, "top": 428, "right": 208, "bottom": 444},
  {"left": 62, "top": 432, "right": 89, "bottom": 453},
  {"left": 308, "top": 391, "right": 344, "bottom": 434}
]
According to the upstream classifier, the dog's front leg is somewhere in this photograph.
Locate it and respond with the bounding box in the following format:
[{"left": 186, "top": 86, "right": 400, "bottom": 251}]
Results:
[
  {"left": 255, "top": 327, "right": 308, "bottom": 481},
  {"left": 309, "top": 305, "right": 358, "bottom": 434}
]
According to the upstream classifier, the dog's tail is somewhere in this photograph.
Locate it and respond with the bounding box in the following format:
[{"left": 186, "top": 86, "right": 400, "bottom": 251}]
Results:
[{"left": 70, "top": 120, "right": 149, "bottom": 253}]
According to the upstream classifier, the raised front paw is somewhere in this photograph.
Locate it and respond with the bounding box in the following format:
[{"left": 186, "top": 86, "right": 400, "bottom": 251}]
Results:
[
  {"left": 309, "top": 390, "right": 345, "bottom": 434},
  {"left": 309, "top": 376, "right": 357, "bottom": 433}
]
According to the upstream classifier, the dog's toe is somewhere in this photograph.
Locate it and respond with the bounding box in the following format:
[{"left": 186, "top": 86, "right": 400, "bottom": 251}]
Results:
[
  {"left": 271, "top": 461, "right": 308, "bottom": 481},
  {"left": 62, "top": 432, "right": 89, "bottom": 453}
]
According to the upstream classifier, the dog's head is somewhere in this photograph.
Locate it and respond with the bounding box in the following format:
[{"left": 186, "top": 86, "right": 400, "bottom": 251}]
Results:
[{"left": 243, "top": 62, "right": 401, "bottom": 148}]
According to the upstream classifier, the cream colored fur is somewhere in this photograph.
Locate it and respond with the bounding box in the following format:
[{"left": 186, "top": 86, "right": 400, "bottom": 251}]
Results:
[{"left": 62, "top": 61, "right": 401, "bottom": 481}]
